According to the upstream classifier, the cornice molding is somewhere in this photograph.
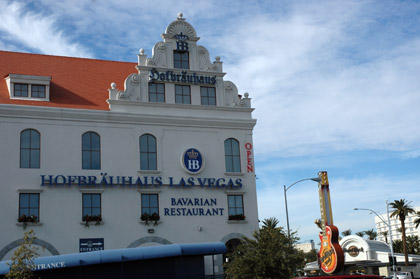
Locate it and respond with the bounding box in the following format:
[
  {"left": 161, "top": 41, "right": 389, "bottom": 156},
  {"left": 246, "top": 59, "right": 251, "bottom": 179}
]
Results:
[{"left": 0, "top": 104, "right": 256, "bottom": 129}]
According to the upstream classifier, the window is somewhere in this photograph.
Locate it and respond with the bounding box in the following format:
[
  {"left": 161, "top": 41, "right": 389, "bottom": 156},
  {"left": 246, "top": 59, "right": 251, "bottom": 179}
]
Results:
[
  {"left": 82, "top": 132, "right": 100, "bottom": 170},
  {"left": 224, "top": 138, "right": 241, "bottom": 172},
  {"left": 5, "top": 74, "right": 51, "bottom": 100},
  {"left": 19, "top": 193, "right": 39, "bottom": 222},
  {"left": 141, "top": 194, "right": 159, "bottom": 216},
  {"left": 201, "top": 87, "right": 216, "bottom": 106},
  {"left": 82, "top": 193, "right": 101, "bottom": 219},
  {"left": 175, "top": 85, "right": 191, "bottom": 104},
  {"left": 20, "top": 129, "right": 40, "bottom": 168},
  {"left": 14, "top": 83, "right": 28, "bottom": 97},
  {"left": 228, "top": 195, "right": 244, "bottom": 220},
  {"left": 139, "top": 134, "right": 157, "bottom": 170},
  {"left": 173, "top": 50, "right": 189, "bottom": 69},
  {"left": 148, "top": 83, "right": 165, "bottom": 103},
  {"left": 31, "top": 85, "right": 46, "bottom": 98}
]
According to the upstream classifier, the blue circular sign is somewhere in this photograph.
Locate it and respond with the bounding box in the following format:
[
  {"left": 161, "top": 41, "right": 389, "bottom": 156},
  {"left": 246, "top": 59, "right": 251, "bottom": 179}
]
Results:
[{"left": 181, "top": 148, "right": 204, "bottom": 174}]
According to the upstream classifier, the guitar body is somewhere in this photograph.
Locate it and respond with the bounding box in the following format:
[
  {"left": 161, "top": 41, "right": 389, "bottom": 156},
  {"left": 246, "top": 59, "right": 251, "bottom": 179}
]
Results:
[{"left": 318, "top": 225, "right": 344, "bottom": 274}]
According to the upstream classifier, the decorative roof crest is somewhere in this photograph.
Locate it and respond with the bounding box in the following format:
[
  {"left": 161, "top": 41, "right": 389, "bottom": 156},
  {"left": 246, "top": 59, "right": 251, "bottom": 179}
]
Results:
[{"left": 165, "top": 12, "right": 197, "bottom": 38}]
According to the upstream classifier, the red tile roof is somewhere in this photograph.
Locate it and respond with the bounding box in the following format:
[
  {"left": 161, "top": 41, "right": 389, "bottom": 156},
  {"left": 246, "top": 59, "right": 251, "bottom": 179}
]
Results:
[{"left": 0, "top": 50, "right": 137, "bottom": 111}]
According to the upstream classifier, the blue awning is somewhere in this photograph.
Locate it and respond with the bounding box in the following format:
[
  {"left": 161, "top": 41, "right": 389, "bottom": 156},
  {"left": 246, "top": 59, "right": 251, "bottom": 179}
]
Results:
[{"left": 0, "top": 242, "right": 226, "bottom": 275}]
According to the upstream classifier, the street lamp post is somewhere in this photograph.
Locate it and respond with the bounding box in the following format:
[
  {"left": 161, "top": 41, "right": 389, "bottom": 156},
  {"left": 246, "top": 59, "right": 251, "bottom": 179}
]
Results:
[
  {"left": 354, "top": 200, "right": 396, "bottom": 279},
  {"left": 284, "top": 177, "right": 321, "bottom": 239},
  {"left": 386, "top": 200, "right": 397, "bottom": 279}
]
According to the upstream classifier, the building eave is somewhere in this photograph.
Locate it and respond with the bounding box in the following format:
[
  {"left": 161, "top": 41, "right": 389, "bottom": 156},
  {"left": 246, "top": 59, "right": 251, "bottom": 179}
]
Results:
[{"left": 0, "top": 104, "right": 256, "bottom": 130}]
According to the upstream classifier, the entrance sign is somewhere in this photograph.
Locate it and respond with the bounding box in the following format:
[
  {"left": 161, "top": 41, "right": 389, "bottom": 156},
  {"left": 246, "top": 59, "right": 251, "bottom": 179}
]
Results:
[{"left": 79, "top": 238, "right": 104, "bottom": 253}]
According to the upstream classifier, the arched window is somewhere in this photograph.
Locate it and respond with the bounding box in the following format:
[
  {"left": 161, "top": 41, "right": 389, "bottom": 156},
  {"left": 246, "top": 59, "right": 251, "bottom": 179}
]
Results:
[
  {"left": 20, "top": 129, "right": 40, "bottom": 168},
  {"left": 140, "top": 134, "right": 157, "bottom": 170},
  {"left": 224, "top": 138, "right": 241, "bottom": 172},
  {"left": 224, "top": 238, "right": 242, "bottom": 264},
  {"left": 82, "top": 132, "right": 100, "bottom": 170}
]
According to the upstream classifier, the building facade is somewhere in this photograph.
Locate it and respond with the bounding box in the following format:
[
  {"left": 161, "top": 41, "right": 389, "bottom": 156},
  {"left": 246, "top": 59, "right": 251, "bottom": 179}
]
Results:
[
  {"left": 375, "top": 206, "right": 420, "bottom": 243},
  {"left": 0, "top": 13, "right": 258, "bottom": 272}
]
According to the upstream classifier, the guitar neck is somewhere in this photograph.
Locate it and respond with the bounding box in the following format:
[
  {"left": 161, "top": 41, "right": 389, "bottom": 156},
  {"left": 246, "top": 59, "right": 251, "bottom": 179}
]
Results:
[{"left": 318, "top": 171, "right": 334, "bottom": 236}]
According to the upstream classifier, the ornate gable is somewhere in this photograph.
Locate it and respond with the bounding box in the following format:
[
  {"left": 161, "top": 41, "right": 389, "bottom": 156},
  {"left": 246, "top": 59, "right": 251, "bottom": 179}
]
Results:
[{"left": 108, "top": 13, "right": 252, "bottom": 112}]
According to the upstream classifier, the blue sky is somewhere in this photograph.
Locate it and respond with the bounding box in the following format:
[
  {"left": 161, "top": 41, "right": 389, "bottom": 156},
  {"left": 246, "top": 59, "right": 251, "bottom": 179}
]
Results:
[{"left": 1, "top": 0, "right": 420, "bottom": 243}]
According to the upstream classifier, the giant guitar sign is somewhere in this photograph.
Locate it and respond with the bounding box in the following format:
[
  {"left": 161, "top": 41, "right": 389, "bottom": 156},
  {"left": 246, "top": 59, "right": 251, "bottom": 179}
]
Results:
[{"left": 317, "top": 171, "right": 344, "bottom": 274}]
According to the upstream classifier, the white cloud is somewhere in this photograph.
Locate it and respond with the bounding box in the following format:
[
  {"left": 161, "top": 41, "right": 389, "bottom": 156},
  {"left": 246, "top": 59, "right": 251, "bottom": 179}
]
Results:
[
  {"left": 0, "top": 1, "right": 92, "bottom": 57},
  {"left": 403, "top": 149, "right": 420, "bottom": 159},
  {"left": 212, "top": 1, "right": 420, "bottom": 157},
  {"left": 30, "top": 0, "right": 230, "bottom": 61}
]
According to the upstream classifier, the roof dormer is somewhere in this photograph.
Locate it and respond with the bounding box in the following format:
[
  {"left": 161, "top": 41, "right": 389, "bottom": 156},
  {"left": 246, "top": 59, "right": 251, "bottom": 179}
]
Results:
[{"left": 5, "top": 74, "right": 51, "bottom": 101}]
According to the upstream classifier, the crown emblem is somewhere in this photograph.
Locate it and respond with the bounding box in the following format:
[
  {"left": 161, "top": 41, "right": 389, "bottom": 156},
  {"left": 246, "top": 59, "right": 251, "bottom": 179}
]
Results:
[
  {"left": 187, "top": 149, "right": 199, "bottom": 159},
  {"left": 175, "top": 32, "right": 188, "bottom": 42}
]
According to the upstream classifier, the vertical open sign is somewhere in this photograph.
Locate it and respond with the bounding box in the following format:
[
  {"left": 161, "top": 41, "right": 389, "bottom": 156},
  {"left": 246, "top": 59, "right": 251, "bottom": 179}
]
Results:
[{"left": 245, "top": 143, "right": 253, "bottom": 173}]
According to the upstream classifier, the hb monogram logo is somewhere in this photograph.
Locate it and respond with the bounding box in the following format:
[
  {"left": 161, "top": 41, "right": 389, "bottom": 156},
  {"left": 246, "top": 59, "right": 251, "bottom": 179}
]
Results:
[
  {"left": 176, "top": 41, "right": 189, "bottom": 51},
  {"left": 188, "top": 160, "right": 200, "bottom": 170},
  {"left": 182, "top": 148, "right": 204, "bottom": 174},
  {"left": 175, "top": 32, "right": 189, "bottom": 51}
]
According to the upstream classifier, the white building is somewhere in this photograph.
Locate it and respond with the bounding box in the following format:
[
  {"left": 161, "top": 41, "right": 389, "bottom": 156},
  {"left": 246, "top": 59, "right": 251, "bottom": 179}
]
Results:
[
  {"left": 304, "top": 236, "right": 420, "bottom": 277},
  {"left": 295, "top": 240, "right": 315, "bottom": 253},
  {"left": 341, "top": 235, "right": 420, "bottom": 277},
  {"left": 375, "top": 206, "right": 420, "bottom": 243},
  {"left": 0, "top": 13, "right": 258, "bottom": 274}
]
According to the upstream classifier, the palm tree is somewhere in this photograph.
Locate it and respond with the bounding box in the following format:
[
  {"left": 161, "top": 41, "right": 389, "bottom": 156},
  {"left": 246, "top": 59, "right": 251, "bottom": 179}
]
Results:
[
  {"left": 390, "top": 199, "right": 415, "bottom": 266},
  {"left": 356, "top": 231, "right": 365, "bottom": 238},
  {"left": 364, "top": 229, "right": 377, "bottom": 240},
  {"left": 414, "top": 211, "right": 420, "bottom": 229},
  {"left": 262, "top": 217, "right": 280, "bottom": 229},
  {"left": 405, "top": 235, "right": 420, "bottom": 255},
  {"left": 341, "top": 229, "right": 352, "bottom": 237},
  {"left": 380, "top": 231, "right": 389, "bottom": 244},
  {"left": 393, "top": 239, "right": 403, "bottom": 253}
]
